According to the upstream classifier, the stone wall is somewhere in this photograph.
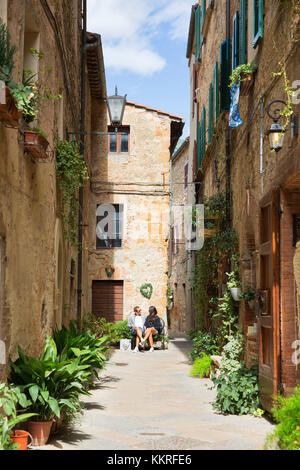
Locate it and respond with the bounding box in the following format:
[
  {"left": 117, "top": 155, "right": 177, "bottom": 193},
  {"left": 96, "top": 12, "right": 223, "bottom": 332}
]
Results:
[{"left": 88, "top": 103, "right": 183, "bottom": 325}]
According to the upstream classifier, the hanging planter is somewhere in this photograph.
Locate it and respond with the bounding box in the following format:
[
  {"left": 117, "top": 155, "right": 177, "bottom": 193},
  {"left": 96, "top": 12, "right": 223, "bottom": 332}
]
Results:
[
  {"left": 24, "top": 130, "right": 49, "bottom": 159},
  {"left": 230, "top": 287, "right": 242, "bottom": 301},
  {"left": 0, "top": 86, "right": 22, "bottom": 127}
]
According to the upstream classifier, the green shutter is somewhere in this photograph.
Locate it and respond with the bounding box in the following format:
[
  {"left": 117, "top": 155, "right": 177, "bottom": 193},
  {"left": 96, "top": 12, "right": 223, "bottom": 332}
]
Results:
[
  {"left": 197, "top": 120, "right": 201, "bottom": 170},
  {"left": 213, "top": 62, "right": 219, "bottom": 125},
  {"left": 220, "top": 39, "right": 231, "bottom": 112},
  {"left": 253, "top": 0, "right": 264, "bottom": 48},
  {"left": 239, "top": 0, "right": 247, "bottom": 65},
  {"left": 195, "top": 5, "right": 202, "bottom": 62},
  {"left": 208, "top": 83, "right": 213, "bottom": 145},
  {"left": 233, "top": 12, "right": 240, "bottom": 70},
  {"left": 201, "top": 107, "right": 206, "bottom": 164}
]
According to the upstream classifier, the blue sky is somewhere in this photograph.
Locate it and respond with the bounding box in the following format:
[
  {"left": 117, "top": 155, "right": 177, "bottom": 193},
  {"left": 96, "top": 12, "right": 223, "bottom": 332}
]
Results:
[{"left": 87, "top": 0, "right": 192, "bottom": 138}]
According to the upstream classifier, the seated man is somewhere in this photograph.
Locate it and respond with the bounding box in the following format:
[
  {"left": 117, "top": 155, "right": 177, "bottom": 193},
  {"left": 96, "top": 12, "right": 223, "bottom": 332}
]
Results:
[{"left": 127, "top": 306, "right": 146, "bottom": 353}]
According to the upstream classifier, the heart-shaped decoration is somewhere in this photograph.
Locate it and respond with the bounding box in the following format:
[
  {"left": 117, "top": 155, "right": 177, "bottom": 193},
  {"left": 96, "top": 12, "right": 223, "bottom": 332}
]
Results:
[{"left": 140, "top": 283, "right": 153, "bottom": 299}]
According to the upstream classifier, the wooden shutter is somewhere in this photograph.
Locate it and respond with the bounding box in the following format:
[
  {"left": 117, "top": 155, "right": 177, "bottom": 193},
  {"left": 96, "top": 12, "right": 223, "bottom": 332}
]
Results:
[
  {"left": 208, "top": 83, "right": 213, "bottom": 144},
  {"left": 92, "top": 280, "right": 124, "bottom": 322},
  {"left": 253, "top": 0, "right": 264, "bottom": 48},
  {"left": 213, "top": 62, "right": 219, "bottom": 126},
  {"left": 239, "top": 0, "right": 247, "bottom": 65},
  {"left": 220, "top": 39, "right": 231, "bottom": 112},
  {"left": 233, "top": 12, "right": 240, "bottom": 70}
]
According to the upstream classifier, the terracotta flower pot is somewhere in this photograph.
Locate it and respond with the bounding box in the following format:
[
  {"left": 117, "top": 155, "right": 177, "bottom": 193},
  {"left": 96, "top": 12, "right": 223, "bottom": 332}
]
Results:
[
  {"left": 9, "top": 430, "right": 32, "bottom": 450},
  {"left": 24, "top": 130, "right": 49, "bottom": 159},
  {"left": 0, "top": 86, "right": 22, "bottom": 127},
  {"left": 27, "top": 421, "right": 53, "bottom": 447}
]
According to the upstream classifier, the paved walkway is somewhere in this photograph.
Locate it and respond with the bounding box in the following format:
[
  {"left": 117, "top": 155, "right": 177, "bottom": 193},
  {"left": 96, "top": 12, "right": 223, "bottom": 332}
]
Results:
[{"left": 46, "top": 339, "right": 274, "bottom": 450}]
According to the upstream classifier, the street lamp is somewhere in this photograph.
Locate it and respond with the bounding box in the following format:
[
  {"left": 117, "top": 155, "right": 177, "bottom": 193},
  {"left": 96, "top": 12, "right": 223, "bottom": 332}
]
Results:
[
  {"left": 107, "top": 86, "right": 127, "bottom": 127},
  {"left": 66, "top": 86, "right": 127, "bottom": 140},
  {"left": 266, "top": 100, "right": 286, "bottom": 153}
]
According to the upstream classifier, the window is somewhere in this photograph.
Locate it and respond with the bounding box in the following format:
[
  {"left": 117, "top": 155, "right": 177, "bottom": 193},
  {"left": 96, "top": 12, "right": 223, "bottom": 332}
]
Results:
[
  {"left": 200, "top": 107, "right": 206, "bottom": 166},
  {"left": 108, "top": 126, "right": 130, "bottom": 154},
  {"left": 253, "top": 0, "right": 263, "bottom": 48},
  {"left": 232, "top": 12, "right": 240, "bottom": 70},
  {"left": 220, "top": 39, "right": 231, "bottom": 112},
  {"left": 96, "top": 204, "right": 123, "bottom": 249}
]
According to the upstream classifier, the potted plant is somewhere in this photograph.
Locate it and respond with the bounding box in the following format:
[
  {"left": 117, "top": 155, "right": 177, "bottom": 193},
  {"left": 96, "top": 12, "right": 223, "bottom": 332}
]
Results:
[
  {"left": 226, "top": 271, "right": 242, "bottom": 301},
  {"left": 113, "top": 320, "right": 133, "bottom": 350},
  {"left": 24, "top": 128, "right": 49, "bottom": 159},
  {"left": 0, "top": 19, "right": 22, "bottom": 127},
  {"left": 239, "top": 286, "right": 257, "bottom": 309},
  {"left": 0, "top": 383, "right": 37, "bottom": 450},
  {"left": 229, "top": 61, "right": 258, "bottom": 96}
]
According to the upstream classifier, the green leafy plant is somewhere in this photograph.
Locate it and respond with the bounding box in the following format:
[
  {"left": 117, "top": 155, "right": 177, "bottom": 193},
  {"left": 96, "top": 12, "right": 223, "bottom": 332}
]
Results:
[
  {"left": 226, "top": 271, "right": 241, "bottom": 289},
  {"left": 189, "top": 331, "right": 220, "bottom": 363},
  {"left": 229, "top": 61, "right": 258, "bottom": 88},
  {"left": 0, "top": 383, "right": 37, "bottom": 450},
  {"left": 190, "top": 354, "right": 212, "bottom": 378},
  {"left": 211, "top": 335, "right": 260, "bottom": 415},
  {"left": 82, "top": 313, "right": 119, "bottom": 342},
  {"left": 56, "top": 140, "right": 89, "bottom": 246},
  {"left": 214, "top": 288, "right": 239, "bottom": 342},
  {"left": 9, "top": 336, "right": 92, "bottom": 422},
  {"left": 113, "top": 320, "right": 133, "bottom": 341},
  {"left": 53, "top": 321, "right": 109, "bottom": 383},
  {"left": 0, "top": 18, "right": 16, "bottom": 79},
  {"left": 265, "top": 387, "right": 300, "bottom": 450},
  {"left": 239, "top": 286, "right": 256, "bottom": 302}
]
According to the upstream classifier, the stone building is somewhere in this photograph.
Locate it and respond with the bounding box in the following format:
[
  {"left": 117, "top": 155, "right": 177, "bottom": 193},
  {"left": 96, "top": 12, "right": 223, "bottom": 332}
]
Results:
[
  {"left": 186, "top": 0, "right": 300, "bottom": 410},
  {"left": 0, "top": 0, "right": 106, "bottom": 380},
  {"left": 168, "top": 137, "right": 191, "bottom": 336},
  {"left": 88, "top": 101, "right": 184, "bottom": 326}
]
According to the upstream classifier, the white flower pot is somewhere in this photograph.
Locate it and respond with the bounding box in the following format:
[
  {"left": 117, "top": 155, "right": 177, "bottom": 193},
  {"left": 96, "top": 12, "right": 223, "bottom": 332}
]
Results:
[
  {"left": 230, "top": 287, "right": 242, "bottom": 301},
  {"left": 120, "top": 339, "right": 131, "bottom": 351}
]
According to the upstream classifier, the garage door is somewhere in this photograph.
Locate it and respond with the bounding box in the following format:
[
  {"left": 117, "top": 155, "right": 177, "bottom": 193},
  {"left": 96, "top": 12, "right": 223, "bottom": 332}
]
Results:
[{"left": 92, "top": 280, "right": 124, "bottom": 322}]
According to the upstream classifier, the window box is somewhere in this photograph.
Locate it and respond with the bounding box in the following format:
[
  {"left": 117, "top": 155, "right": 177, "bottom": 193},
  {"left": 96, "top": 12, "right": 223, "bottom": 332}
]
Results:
[
  {"left": 24, "top": 130, "right": 49, "bottom": 159},
  {"left": 0, "top": 86, "right": 22, "bottom": 128}
]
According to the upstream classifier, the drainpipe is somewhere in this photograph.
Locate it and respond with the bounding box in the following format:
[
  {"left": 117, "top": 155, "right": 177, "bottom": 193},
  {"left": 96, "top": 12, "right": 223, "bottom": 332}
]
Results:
[
  {"left": 77, "top": 0, "right": 87, "bottom": 323},
  {"left": 169, "top": 156, "right": 173, "bottom": 278}
]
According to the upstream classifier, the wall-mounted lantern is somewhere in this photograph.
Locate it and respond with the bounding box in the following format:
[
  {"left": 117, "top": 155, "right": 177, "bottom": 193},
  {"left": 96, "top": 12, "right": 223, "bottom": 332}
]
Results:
[
  {"left": 107, "top": 86, "right": 127, "bottom": 127},
  {"left": 266, "top": 100, "right": 298, "bottom": 152}
]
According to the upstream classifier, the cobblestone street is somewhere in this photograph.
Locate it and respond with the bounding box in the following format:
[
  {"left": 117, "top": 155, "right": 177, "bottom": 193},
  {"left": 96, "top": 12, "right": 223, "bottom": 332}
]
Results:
[{"left": 45, "top": 339, "right": 274, "bottom": 451}]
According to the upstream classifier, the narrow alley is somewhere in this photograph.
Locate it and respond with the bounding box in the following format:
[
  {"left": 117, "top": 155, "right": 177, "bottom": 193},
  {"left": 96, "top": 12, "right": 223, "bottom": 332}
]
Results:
[{"left": 45, "top": 340, "right": 274, "bottom": 451}]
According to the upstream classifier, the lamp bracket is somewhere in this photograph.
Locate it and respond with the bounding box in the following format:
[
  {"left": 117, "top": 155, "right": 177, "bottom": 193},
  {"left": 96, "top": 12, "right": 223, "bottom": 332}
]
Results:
[{"left": 266, "top": 100, "right": 287, "bottom": 123}]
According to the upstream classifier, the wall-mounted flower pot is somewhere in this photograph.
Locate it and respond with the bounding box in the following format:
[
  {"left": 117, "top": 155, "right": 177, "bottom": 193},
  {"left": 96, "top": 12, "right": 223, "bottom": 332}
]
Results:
[
  {"left": 27, "top": 420, "right": 52, "bottom": 446},
  {"left": 9, "top": 430, "right": 32, "bottom": 450},
  {"left": 0, "top": 86, "right": 22, "bottom": 128},
  {"left": 24, "top": 130, "right": 49, "bottom": 159},
  {"left": 230, "top": 287, "right": 242, "bottom": 301},
  {"left": 240, "top": 73, "right": 254, "bottom": 96}
]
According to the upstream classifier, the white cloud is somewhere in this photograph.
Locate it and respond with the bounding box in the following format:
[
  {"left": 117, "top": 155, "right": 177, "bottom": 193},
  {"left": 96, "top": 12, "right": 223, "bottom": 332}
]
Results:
[{"left": 87, "top": 0, "right": 192, "bottom": 76}]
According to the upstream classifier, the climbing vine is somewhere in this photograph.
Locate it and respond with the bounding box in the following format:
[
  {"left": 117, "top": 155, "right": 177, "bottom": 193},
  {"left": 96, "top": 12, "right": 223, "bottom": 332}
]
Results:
[
  {"left": 191, "top": 191, "right": 239, "bottom": 342},
  {"left": 56, "top": 140, "right": 89, "bottom": 246}
]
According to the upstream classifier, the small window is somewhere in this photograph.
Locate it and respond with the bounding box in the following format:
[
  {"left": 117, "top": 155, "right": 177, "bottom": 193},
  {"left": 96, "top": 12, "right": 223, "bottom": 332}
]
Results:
[
  {"left": 96, "top": 204, "right": 123, "bottom": 249},
  {"left": 232, "top": 12, "right": 240, "bottom": 70},
  {"left": 108, "top": 126, "right": 130, "bottom": 154}
]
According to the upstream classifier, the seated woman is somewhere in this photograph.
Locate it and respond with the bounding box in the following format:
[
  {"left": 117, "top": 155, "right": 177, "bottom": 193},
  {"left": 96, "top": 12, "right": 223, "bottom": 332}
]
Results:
[
  {"left": 142, "top": 306, "right": 162, "bottom": 353},
  {"left": 127, "top": 306, "right": 146, "bottom": 353}
]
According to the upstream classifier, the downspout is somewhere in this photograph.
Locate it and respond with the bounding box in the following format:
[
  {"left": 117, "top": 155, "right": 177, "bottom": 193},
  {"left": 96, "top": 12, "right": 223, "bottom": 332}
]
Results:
[
  {"left": 169, "top": 156, "right": 173, "bottom": 278},
  {"left": 77, "top": 0, "right": 87, "bottom": 323},
  {"left": 225, "top": 0, "right": 231, "bottom": 271}
]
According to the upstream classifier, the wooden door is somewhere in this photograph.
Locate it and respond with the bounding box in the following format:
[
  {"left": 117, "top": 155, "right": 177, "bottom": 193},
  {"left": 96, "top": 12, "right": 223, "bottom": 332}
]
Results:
[
  {"left": 258, "top": 190, "right": 280, "bottom": 411},
  {"left": 92, "top": 280, "right": 124, "bottom": 322}
]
